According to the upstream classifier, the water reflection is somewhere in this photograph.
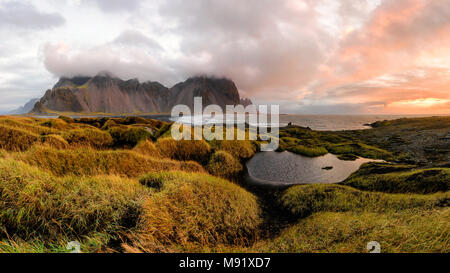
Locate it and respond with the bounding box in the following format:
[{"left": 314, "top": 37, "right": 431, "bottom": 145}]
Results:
[{"left": 246, "top": 151, "right": 381, "bottom": 186}]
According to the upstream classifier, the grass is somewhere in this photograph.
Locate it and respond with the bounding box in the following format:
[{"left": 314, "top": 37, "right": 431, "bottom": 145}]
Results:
[
  {"left": 16, "top": 145, "right": 204, "bottom": 177},
  {"left": 249, "top": 208, "right": 449, "bottom": 253},
  {"left": 278, "top": 127, "right": 393, "bottom": 160},
  {"left": 0, "top": 158, "right": 147, "bottom": 241},
  {"left": 0, "top": 125, "right": 40, "bottom": 151},
  {"left": 156, "top": 138, "right": 212, "bottom": 164},
  {"left": 279, "top": 184, "right": 448, "bottom": 218},
  {"left": 62, "top": 128, "right": 114, "bottom": 148},
  {"left": 209, "top": 140, "right": 256, "bottom": 160},
  {"left": 108, "top": 125, "right": 154, "bottom": 148},
  {"left": 0, "top": 115, "right": 447, "bottom": 253},
  {"left": 124, "top": 172, "right": 262, "bottom": 252},
  {"left": 342, "top": 164, "right": 450, "bottom": 194},
  {"left": 133, "top": 140, "right": 161, "bottom": 158},
  {"left": 327, "top": 142, "right": 393, "bottom": 160},
  {"left": 206, "top": 150, "right": 243, "bottom": 180},
  {"left": 40, "top": 134, "right": 70, "bottom": 149}
]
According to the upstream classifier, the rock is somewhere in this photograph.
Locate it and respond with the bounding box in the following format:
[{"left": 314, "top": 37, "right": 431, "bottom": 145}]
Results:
[
  {"left": 240, "top": 97, "right": 253, "bottom": 107},
  {"left": 30, "top": 73, "right": 242, "bottom": 114}
]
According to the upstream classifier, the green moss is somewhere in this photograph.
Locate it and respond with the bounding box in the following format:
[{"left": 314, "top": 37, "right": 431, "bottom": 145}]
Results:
[
  {"left": 327, "top": 142, "right": 393, "bottom": 160},
  {"left": 343, "top": 165, "right": 450, "bottom": 194},
  {"left": 279, "top": 184, "right": 448, "bottom": 218},
  {"left": 250, "top": 209, "right": 450, "bottom": 253}
]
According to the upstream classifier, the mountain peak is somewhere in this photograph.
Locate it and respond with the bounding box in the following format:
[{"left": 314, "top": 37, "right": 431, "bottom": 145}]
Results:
[{"left": 31, "top": 73, "right": 242, "bottom": 114}]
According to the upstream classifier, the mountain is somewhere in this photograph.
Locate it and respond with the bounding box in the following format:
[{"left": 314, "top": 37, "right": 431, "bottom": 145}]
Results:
[
  {"left": 8, "top": 98, "right": 40, "bottom": 114},
  {"left": 31, "top": 73, "right": 241, "bottom": 114}
]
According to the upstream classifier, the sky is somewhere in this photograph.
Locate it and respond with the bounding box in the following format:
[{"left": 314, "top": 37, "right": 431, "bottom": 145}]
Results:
[{"left": 0, "top": 0, "right": 450, "bottom": 114}]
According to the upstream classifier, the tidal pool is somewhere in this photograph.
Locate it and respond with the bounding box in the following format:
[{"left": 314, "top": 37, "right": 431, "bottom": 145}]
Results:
[{"left": 246, "top": 151, "right": 381, "bottom": 187}]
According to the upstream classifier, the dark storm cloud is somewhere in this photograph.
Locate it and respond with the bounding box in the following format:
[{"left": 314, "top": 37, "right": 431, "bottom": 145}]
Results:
[{"left": 0, "top": 1, "right": 65, "bottom": 30}]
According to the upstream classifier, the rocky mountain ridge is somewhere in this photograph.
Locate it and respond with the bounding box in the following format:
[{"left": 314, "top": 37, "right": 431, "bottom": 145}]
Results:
[{"left": 31, "top": 73, "right": 247, "bottom": 114}]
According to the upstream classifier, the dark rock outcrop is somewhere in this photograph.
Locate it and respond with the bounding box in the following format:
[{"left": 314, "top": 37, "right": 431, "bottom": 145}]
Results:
[
  {"left": 240, "top": 97, "right": 253, "bottom": 107},
  {"left": 31, "top": 73, "right": 241, "bottom": 114}
]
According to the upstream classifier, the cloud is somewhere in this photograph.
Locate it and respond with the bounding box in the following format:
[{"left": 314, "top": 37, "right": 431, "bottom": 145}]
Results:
[
  {"left": 0, "top": 1, "right": 65, "bottom": 30},
  {"left": 112, "top": 29, "right": 162, "bottom": 51},
  {"left": 42, "top": 39, "right": 174, "bottom": 85},
  {"left": 44, "top": 0, "right": 330, "bottom": 98},
  {"left": 83, "top": 0, "right": 142, "bottom": 13},
  {"left": 22, "top": 0, "right": 450, "bottom": 114}
]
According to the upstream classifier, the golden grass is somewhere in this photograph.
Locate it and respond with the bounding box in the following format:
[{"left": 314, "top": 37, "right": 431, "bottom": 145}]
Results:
[
  {"left": 40, "top": 134, "right": 70, "bottom": 149},
  {"left": 0, "top": 125, "right": 40, "bottom": 151},
  {"left": 0, "top": 158, "right": 147, "bottom": 240},
  {"left": 62, "top": 128, "right": 113, "bottom": 148},
  {"left": 16, "top": 145, "right": 204, "bottom": 177},
  {"left": 156, "top": 138, "right": 212, "bottom": 164},
  {"left": 107, "top": 125, "right": 153, "bottom": 148},
  {"left": 210, "top": 140, "right": 256, "bottom": 160},
  {"left": 125, "top": 171, "right": 262, "bottom": 252},
  {"left": 0, "top": 117, "right": 56, "bottom": 135},
  {"left": 133, "top": 140, "right": 161, "bottom": 158},
  {"left": 206, "top": 150, "right": 243, "bottom": 180}
]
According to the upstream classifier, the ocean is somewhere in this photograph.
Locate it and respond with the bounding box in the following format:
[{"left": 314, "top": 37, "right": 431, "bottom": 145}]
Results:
[
  {"left": 168, "top": 114, "right": 442, "bottom": 131},
  {"left": 33, "top": 114, "right": 445, "bottom": 131}
]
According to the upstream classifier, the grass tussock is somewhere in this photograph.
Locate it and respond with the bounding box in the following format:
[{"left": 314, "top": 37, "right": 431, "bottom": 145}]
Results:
[
  {"left": 39, "top": 119, "right": 71, "bottom": 130},
  {"left": 0, "top": 158, "right": 146, "bottom": 240},
  {"left": 133, "top": 140, "right": 161, "bottom": 158},
  {"left": 343, "top": 163, "right": 450, "bottom": 194},
  {"left": 108, "top": 125, "right": 153, "bottom": 148},
  {"left": 0, "top": 125, "right": 40, "bottom": 151},
  {"left": 206, "top": 150, "right": 243, "bottom": 180},
  {"left": 125, "top": 172, "right": 262, "bottom": 252},
  {"left": 279, "top": 184, "right": 448, "bottom": 218},
  {"left": 0, "top": 117, "right": 55, "bottom": 135},
  {"left": 16, "top": 145, "right": 204, "bottom": 177},
  {"left": 156, "top": 138, "right": 211, "bottom": 164},
  {"left": 250, "top": 208, "right": 450, "bottom": 253},
  {"left": 62, "top": 128, "right": 113, "bottom": 148},
  {"left": 40, "top": 134, "right": 70, "bottom": 149},
  {"left": 210, "top": 140, "right": 256, "bottom": 159}
]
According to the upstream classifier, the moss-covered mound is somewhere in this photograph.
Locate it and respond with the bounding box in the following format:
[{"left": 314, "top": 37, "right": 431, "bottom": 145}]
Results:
[
  {"left": 279, "top": 184, "right": 448, "bottom": 218},
  {"left": 251, "top": 208, "right": 449, "bottom": 253},
  {"left": 342, "top": 163, "right": 450, "bottom": 194}
]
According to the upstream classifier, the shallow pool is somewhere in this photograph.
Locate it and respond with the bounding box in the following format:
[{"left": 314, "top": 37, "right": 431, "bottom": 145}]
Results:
[{"left": 246, "top": 151, "right": 381, "bottom": 187}]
